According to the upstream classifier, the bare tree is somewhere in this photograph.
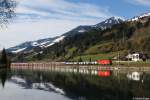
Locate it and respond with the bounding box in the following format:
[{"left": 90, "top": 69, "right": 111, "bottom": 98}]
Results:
[{"left": 0, "top": 0, "right": 16, "bottom": 26}]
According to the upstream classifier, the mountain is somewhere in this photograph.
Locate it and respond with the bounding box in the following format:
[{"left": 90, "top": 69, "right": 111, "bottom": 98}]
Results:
[
  {"left": 7, "top": 17, "right": 124, "bottom": 55},
  {"left": 29, "top": 13, "right": 150, "bottom": 62},
  {"left": 129, "top": 12, "right": 150, "bottom": 22},
  {"left": 7, "top": 36, "right": 65, "bottom": 54},
  {"left": 63, "top": 25, "right": 93, "bottom": 36},
  {"left": 93, "top": 17, "right": 124, "bottom": 29},
  {"left": 64, "top": 17, "right": 124, "bottom": 36},
  {"left": 8, "top": 12, "right": 150, "bottom": 62}
]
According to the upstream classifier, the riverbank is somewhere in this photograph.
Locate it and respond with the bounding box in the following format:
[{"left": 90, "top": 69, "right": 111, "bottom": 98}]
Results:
[
  {"left": 10, "top": 62, "right": 150, "bottom": 75},
  {"left": 112, "top": 61, "right": 150, "bottom": 67},
  {"left": 17, "top": 60, "right": 150, "bottom": 67}
]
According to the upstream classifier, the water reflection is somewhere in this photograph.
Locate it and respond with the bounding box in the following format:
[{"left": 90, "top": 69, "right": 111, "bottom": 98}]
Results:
[
  {"left": 10, "top": 70, "right": 150, "bottom": 100},
  {"left": 0, "top": 65, "right": 11, "bottom": 87},
  {"left": 0, "top": 67, "right": 150, "bottom": 100},
  {"left": 0, "top": 69, "right": 9, "bottom": 87},
  {"left": 0, "top": 69, "right": 71, "bottom": 100}
]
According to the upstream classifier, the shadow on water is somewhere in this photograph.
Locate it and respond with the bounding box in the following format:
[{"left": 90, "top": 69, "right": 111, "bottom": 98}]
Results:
[
  {"left": 11, "top": 70, "right": 150, "bottom": 100},
  {"left": 0, "top": 65, "right": 11, "bottom": 87},
  {"left": 0, "top": 48, "right": 11, "bottom": 87}
]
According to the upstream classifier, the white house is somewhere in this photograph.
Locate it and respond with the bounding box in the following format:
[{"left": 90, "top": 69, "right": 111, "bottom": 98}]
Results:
[{"left": 126, "top": 53, "right": 141, "bottom": 62}]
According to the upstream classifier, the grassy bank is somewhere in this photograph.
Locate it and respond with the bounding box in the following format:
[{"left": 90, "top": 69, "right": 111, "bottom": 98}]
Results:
[
  {"left": 71, "top": 51, "right": 125, "bottom": 62},
  {"left": 112, "top": 61, "right": 150, "bottom": 67}
]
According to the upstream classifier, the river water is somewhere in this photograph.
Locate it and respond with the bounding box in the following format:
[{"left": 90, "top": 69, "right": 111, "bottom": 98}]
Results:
[
  {"left": 0, "top": 69, "right": 150, "bottom": 100},
  {"left": 0, "top": 82, "right": 70, "bottom": 100}
]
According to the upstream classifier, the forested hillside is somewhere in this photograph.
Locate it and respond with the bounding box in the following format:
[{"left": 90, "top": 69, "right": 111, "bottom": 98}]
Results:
[{"left": 11, "top": 14, "right": 150, "bottom": 62}]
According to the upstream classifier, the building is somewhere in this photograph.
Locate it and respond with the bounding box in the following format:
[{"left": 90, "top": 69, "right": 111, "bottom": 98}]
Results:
[
  {"left": 126, "top": 53, "right": 149, "bottom": 62},
  {"left": 126, "top": 53, "right": 140, "bottom": 62}
]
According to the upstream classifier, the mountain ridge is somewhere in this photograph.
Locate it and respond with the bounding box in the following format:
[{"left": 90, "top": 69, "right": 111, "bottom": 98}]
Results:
[
  {"left": 7, "top": 12, "right": 150, "bottom": 62},
  {"left": 7, "top": 16, "right": 124, "bottom": 54}
]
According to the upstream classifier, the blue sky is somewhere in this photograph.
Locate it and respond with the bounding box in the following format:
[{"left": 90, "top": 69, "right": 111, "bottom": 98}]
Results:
[
  {"left": 0, "top": 0, "right": 150, "bottom": 48},
  {"left": 69, "top": 0, "right": 150, "bottom": 18}
]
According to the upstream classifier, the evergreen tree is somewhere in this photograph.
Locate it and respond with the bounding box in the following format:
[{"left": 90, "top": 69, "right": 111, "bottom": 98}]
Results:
[
  {"left": 17, "top": 53, "right": 24, "bottom": 62},
  {"left": 37, "top": 53, "right": 42, "bottom": 60},
  {"left": 89, "top": 57, "right": 92, "bottom": 62},
  {"left": 78, "top": 57, "right": 83, "bottom": 62},
  {"left": 1, "top": 48, "right": 7, "bottom": 64}
]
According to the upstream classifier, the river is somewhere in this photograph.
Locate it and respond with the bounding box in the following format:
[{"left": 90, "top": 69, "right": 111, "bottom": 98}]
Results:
[{"left": 0, "top": 68, "right": 150, "bottom": 100}]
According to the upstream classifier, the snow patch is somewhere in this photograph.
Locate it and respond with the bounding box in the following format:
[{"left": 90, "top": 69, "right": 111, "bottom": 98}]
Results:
[
  {"left": 44, "top": 36, "right": 65, "bottom": 47},
  {"left": 12, "top": 47, "right": 27, "bottom": 53},
  {"left": 32, "top": 42, "right": 39, "bottom": 47},
  {"left": 109, "top": 20, "right": 112, "bottom": 23},
  {"left": 53, "top": 36, "right": 65, "bottom": 43},
  {"left": 39, "top": 51, "right": 43, "bottom": 54},
  {"left": 129, "top": 13, "right": 150, "bottom": 22},
  {"left": 78, "top": 29, "right": 86, "bottom": 33},
  {"left": 44, "top": 43, "right": 54, "bottom": 48},
  {"left": 40, "top": 41, "right": 50, "bottom": 45},
  {"left": 139, "top": 13, "right": 150, "bottom": 18}
]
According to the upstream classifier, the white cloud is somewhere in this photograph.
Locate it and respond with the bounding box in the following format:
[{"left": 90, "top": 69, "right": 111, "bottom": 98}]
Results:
[
  {"left": 0, "top": 0, "right": 115, "bottom": 48},
  {"left": 0, "top": 18, "right": 101, "bottom": 48},
  {"left": 15, "top": 0, "right": 113, "bottom": 21},
  {"left": 127, "top": 0, "right": 150, "bottom": 6}
]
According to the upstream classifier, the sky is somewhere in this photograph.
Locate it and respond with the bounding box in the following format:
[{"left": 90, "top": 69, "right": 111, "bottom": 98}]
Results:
[{"left": 0, "top": 0, "right": 150, "bottom": 48}]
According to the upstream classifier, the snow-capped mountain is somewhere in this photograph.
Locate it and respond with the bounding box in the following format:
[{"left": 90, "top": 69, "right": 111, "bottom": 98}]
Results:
[
  {"left": 93, "top": 17, "right": 124, "bottom": 29},
  {"left": 64, "top": 17, "right": 124, "bottom": 36},
  {"left": 129, "top": 12, "right": 150, "bottom": 22},
  {"left": 7, "top": 36, "right": 65, "bottom": 54},
  {"left": 7, "top": 17, "right": 124, "bottom": 54},
  {"left": 63, "top": 25, "right": 93, "bottom": 36}
]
